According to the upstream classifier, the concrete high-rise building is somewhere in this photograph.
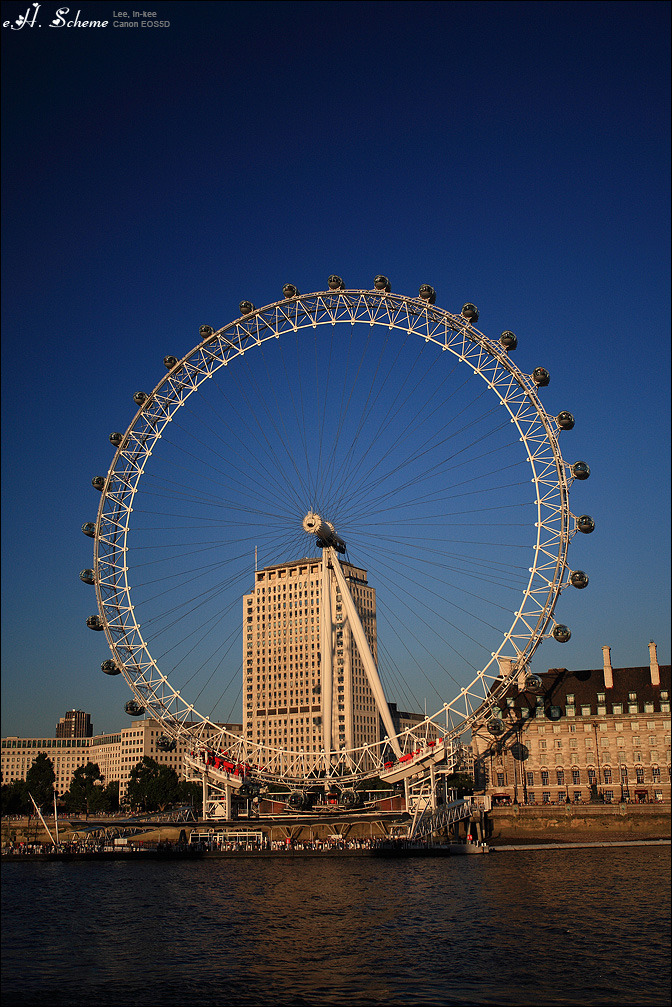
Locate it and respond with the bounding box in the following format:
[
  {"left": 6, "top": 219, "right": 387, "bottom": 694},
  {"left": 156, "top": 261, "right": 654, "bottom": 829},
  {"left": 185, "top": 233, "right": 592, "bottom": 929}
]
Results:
[
  {"left": 243, "top": 557, "right": 379, "bottom": 760},
  {"left": 55, "top": 710, "right": 92, "bottom": 738}
]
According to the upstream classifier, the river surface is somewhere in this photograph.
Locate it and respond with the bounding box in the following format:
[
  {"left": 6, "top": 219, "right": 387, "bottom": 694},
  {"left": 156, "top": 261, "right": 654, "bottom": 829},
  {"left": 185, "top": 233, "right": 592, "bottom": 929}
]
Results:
[{"left": 2, "top": 846, "right": 669, "bottom": 1006}]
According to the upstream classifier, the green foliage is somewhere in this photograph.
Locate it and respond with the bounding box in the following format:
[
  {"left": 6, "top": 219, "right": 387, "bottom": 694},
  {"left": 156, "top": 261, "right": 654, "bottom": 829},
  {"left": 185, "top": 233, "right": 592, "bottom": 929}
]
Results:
[
  {"left": 127, "top": 757, "right": 181, "bottom": 812},
  {"left": 102, "top": 780, "right": 120, "bottom": 812},
  {"left": 176, "top": 779, "right": 201, "bottom": 808},
  {"left": 25, "top": 752, "right": 56, "bottom": 808},
  {"left": 63, "top": 762, "right": 106, "bottom": 814},
  {"left": 444, "top": 772, "right": 475, "bottom": 797},
  {"left": 1, "top": 780, "right": 29, "bottom": 816}
]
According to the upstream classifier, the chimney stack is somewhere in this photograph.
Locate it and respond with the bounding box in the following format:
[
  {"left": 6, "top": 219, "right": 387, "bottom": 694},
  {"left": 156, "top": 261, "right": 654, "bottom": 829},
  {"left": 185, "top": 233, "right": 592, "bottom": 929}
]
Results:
[
  {"left": 602, "top": 645, "right": 613, "bottom": 689},
  {"left": 498, "top": 656, "right": 514, "bottom": 678},
  {"left": 649, "top": 641, "right": 660, "bottom": 686}
]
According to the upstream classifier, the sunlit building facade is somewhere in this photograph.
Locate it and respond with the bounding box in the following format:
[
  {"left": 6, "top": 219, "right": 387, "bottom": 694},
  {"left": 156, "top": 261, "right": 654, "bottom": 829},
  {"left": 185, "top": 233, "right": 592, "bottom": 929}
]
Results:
[
  {"left": 243, "top": 558, "right": 379, "bottom": 758},
  {"left": 1, "top": 719, "right": 242, "bottom": 800},
  {"left": 472, "top": 644, "right": 671, "bottom": 805}
]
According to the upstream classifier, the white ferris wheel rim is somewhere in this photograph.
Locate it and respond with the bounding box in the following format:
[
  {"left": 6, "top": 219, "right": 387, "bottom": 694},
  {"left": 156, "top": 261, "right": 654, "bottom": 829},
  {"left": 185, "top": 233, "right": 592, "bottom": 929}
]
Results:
[{"left": 90, "top": 287, "right": 579, "bottom": 785}]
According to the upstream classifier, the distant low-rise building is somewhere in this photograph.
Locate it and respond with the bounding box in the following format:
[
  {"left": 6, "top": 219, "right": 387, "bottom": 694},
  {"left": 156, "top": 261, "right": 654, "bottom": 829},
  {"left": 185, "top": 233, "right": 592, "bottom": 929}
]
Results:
[
  {"left": 471, "top": 643, "right": 670, "bottom": 805},
  {"left": 1, "top": 719, "right": 242, "bottom": 801}
]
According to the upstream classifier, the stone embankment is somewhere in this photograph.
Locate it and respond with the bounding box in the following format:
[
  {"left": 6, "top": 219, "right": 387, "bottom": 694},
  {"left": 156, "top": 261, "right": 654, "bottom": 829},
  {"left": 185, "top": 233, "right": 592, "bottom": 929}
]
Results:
[{"left": 486, "top": 802, "right": 670, "bottom": 846}]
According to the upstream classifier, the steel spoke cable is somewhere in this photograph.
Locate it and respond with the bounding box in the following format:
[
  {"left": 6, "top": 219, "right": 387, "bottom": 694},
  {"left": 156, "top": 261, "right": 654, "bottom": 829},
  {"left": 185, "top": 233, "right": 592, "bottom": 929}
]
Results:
[{"left": 335, "top": 405, "right": 506, "bottom": 518}]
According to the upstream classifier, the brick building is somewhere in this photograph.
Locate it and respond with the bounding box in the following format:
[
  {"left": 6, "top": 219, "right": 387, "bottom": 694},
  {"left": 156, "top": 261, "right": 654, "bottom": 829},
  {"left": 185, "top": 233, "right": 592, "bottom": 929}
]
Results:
[{"left": 472, "top": 643, "right": 670, "bottom": 805}]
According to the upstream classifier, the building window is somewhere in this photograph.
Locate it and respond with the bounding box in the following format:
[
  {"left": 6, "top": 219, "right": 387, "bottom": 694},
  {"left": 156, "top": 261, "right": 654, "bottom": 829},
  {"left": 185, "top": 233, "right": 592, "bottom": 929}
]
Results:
[
  {"left": 588, "top": 768, "right": 596, "bottom": 784},
  {"left": 581, "top": 705, "right": 591, "bottom": 717},
  {"left": 556, "top": 769, "right": 564, "bottom": 785},
  {"left": 628, "top": 692, "right": 637, "bottom": 701},
  {"left": 496, "top": 772, "right": 505, "bottom": 787},
  {"left": 542, "top": 792, "right": 551, "bottom": 804},
  {"left": 541, "top": 770, "right": 549, "bottom": 785},
  {"left": 566, "top": 694, "right": 575, "bottom": 704},
  {"left": 652, "top": 766, "right": 660, "bottom": 782},
  {"left": 612, "top": 704, "right": 623, "bottom": 715},
  {"left": 635, "top": 767, "right": 645, "bottom": 783},
  {"left": 572, "top": 769, "right": 580, "bottom": 785},
  {"left": 526, "top": 772, "right": 534, "bottom": 786},
  {"left": 603, "top": 767, "right": 612, "bottom": 784}
]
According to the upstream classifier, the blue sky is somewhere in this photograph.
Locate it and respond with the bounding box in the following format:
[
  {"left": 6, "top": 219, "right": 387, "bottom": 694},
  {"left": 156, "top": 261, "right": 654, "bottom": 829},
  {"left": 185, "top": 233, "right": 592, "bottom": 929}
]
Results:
[{"left": 1, "top": 0, "right": 669, "bottom": 739}]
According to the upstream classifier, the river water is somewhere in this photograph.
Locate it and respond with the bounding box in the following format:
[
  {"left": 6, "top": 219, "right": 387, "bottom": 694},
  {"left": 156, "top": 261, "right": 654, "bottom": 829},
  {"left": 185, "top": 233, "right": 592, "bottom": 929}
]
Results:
[{"left": 2, "top": 846, "right": 669, "bottom": 1006}]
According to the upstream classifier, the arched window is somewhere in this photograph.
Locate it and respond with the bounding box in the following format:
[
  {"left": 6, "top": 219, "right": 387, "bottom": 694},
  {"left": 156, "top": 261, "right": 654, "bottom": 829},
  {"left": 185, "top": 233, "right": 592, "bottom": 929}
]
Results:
[{"left": 603, "top": 765, "right": 612, "bottom": 784}]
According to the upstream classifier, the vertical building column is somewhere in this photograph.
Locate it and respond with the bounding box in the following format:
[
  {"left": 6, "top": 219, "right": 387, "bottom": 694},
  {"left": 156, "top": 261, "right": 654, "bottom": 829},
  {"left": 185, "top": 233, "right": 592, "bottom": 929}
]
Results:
[{"left": 320, "top": 550, "right": 334, "bottom": 767}]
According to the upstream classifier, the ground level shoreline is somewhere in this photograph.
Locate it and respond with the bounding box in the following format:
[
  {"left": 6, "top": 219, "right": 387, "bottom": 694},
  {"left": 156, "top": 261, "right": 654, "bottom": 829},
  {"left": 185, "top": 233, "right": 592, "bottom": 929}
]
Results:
[{"left": 2, "top": 838, "right": 670, "bottom": 862}]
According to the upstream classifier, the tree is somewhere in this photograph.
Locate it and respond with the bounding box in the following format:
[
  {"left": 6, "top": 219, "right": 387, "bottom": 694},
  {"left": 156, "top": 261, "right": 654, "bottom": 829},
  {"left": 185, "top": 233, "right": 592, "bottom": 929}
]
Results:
[
  {"left": 1, "top": 780, "right": 29, "bottom": 816},
  {"left": 101, "top": 780, "right": 120, "bottom": 813},
  {"left": 177, "top": 779, "right": 201, "bottom": 809},
  {"left": 127, "top": 757, "right": 181, "bottom": 812},
  {"left": 63, "top": 762, "right": 106, "bottom": 814},
  {"left": 444, "top": 772, "right": 475, "bottom": 798},
  {"left": 24, "top": 752, "right": 56, "bottom": 809}
]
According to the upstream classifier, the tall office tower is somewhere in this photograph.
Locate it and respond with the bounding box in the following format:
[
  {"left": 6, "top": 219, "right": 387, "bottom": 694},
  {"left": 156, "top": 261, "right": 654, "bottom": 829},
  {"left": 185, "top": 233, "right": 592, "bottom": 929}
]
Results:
[
  {"left": 55, "top": 710, "right": 93, "bottom": 738},
  {"left": 243, "top": 557, "right": 379, "bottom": 760}
]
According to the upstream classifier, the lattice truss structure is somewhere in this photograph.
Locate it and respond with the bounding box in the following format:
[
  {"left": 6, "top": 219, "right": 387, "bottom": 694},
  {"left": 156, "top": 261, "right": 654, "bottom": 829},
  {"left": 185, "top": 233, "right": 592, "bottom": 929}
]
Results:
[{"left": 87, "top": 286, "right": 592, "bottom": 787}]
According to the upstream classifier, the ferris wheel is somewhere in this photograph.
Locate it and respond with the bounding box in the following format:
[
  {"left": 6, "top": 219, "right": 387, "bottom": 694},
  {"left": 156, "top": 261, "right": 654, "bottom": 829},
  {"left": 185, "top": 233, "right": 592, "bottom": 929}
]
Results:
[{"left": 81, "top": 277, "right": 593, "bottom": 794}]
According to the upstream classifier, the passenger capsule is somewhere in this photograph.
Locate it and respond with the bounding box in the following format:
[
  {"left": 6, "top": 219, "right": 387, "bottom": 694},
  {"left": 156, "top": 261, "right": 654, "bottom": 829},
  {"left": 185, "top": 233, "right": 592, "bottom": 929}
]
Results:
[
  {"left": 82, "top": 522, "right": 96, "bottom": 538},
  {"left": 124, "top": 700, "right": 145, "bottom": 716},
  {"left": 199, "top": 325, "right": 214, "bottom": 340},
  {"left": 532, "top": 367, "right": 550, "bottom": 387},
  {"left": 101, "top": 659, "right": 121, "bottom": 676},
  {"left": 282, "top": 284, "right": 300, "bottom": 298},
  {"left": 552, "top": 624, "right": 571, "bottom": 643},
  {"left": 328, "top": 275, "right": 345, "bottom": 290},
  {"left": 576, "top": 514, "right": 595, "bottom": 534},
  {"left": 571, "top": 460, "right": 590, "bottom": 480},
  {"left": 487, "top": 717, "right": 505, "bottom": 735},
  {"left": 510, "top": 742, "right": 529, "bottom": 761},
  {"left": 500, "top": 331, "right": 518, "bottom": 351},
  {"left": 86, "top": 615, "right": 103, "bottom": 631},
  {"left": 339, "top": 789, "right": 359, "bottom": 807},
  {"left": 557, "top": 411, "right": 575, "bottom": 430},
  {"left": 133, "top": 391, "right": 148, "bottom": 406},
  {"left": 546, "top": 705, "right": 563, "bottom": 721},
  {"left": 419, "top": 284, "right": 436, "bottom": 304},
  {"left": 570, "top": 570, "right": 589, "bottom": 589},
  {"left": 156, "top": 734, "right": 177, "bottom": 752},
  {"left": 109, "top": 432, "right": 123, "bottom": 447},
  {"left": 287, "top": 790, "right": 308, "bottom": 809},
  {"left": 373, "top": 275, "right": 391, "bottom": 292},
  {"left": 163, "top": 355, "right": 178, "bottom": 370},
  {"left": 92, "top": 476, "right": 105, "bottom": 492},
  {"left": 239, "top": 300, "right": 255, "bottom": 315},
  {"left": 461, "top": 303, "right": 479, "bottom": 323},
  {"left": 525, "top": 673, "right": 544, "bottom": 693},
  {"left": 80, "top": 569, "right": 95, "bottom": 585}
]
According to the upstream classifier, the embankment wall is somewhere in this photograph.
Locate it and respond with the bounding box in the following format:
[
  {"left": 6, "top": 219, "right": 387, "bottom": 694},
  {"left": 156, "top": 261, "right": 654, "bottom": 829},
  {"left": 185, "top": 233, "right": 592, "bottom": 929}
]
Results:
[{"left": 486, "top": 803, "right": 670, "bottom": 845}]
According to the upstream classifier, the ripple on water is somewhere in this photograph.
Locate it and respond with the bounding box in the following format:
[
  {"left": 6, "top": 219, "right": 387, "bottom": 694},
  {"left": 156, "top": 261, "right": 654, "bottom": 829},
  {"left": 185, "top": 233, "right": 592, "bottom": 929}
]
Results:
[{"left": 1, "top": 848, "right": 670, "bottom": 1005}]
